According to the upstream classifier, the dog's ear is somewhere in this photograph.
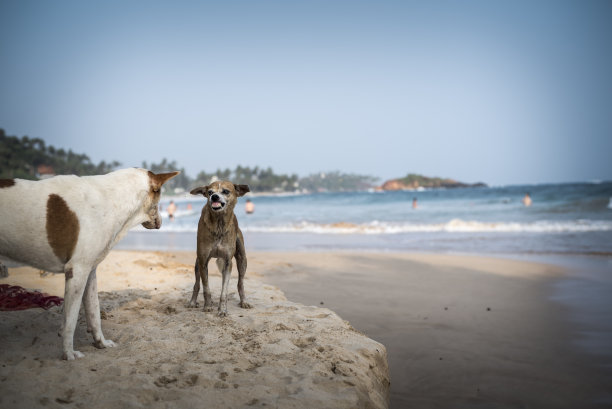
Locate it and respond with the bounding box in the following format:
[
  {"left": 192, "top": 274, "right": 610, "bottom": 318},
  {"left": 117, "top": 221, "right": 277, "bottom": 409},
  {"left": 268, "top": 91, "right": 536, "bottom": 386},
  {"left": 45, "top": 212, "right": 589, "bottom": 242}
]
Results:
[
  {"left": 234, "top": 184, "right": 250, "bottom": 197},
  {"left": 190, "top": 185, "right": 210, "bottom": 197},
  {"left": 148, "top": 171, "right": 180, "bottom": 190}
]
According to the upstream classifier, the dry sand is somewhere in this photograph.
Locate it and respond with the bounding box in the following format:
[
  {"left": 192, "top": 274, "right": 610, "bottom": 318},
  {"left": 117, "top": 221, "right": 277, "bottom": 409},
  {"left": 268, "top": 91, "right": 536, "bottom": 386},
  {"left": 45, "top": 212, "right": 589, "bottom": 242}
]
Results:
[{"left": 0, "top": 251, "right": 389, "bottom": 409}]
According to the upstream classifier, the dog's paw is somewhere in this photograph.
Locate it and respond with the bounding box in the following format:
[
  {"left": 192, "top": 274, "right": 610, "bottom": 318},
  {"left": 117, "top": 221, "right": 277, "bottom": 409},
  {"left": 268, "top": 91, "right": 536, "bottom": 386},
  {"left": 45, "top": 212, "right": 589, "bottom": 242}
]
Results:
[
  {"left": 186, "top": 301, "right": 199, "bottom": 308},
  {"left": 203, "top": 305, "right": 214, "bottom": 313},
  {"left": 94, "top": 339, "right": 117, "bottom": 349},
  {"left": 103, "top": 339, "right": 117, "bottom": 348},
  {"left": 239, "top": 301, "right": 253, "bottom": 309},
  {"left": 63, "top": 350, "right": 84, "bottom": 360},
  {"left": 217, "top": 309, "right": 228, "bottom": 317}
]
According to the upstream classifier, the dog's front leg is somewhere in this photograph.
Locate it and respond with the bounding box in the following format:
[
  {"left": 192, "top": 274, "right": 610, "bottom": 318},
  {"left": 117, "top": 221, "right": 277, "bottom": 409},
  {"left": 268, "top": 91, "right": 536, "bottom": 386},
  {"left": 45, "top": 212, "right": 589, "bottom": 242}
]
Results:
[
  {"left": 198, "top": 257, "right": 213, "bottom": 312},
  {"left": 83, "top": 268, "right": 116, "bottom": 349},
  {"left": 217, "top": 258, "right": 232, "bottom": 317},
  {"left": 235, "top": 237, "right": 252, "bottom": 309},
  {"left": 62, "top": 265, "right": 89, "bottom": 360}
]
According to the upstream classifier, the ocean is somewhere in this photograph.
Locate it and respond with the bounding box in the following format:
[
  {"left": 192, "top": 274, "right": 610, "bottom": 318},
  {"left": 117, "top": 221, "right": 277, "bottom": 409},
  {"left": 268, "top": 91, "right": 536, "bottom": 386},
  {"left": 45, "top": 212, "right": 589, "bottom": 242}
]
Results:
[{"left": 119, "top": 181, "right": 612, "bottom": 255}]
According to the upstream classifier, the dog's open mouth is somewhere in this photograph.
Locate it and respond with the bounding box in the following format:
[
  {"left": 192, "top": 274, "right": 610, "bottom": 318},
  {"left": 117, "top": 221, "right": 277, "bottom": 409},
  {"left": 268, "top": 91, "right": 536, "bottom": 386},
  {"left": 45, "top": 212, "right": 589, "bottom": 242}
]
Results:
[{"left": 211, "top": 201, "right": 226, "bottom": 211}]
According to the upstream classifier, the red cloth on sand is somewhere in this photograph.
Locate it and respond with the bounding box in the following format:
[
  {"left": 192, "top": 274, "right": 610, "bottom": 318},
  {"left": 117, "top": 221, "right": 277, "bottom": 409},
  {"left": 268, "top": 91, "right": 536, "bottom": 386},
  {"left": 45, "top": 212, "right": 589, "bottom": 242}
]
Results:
[{"left": 0, "top": 284, "right": 63, "bottom": 311}]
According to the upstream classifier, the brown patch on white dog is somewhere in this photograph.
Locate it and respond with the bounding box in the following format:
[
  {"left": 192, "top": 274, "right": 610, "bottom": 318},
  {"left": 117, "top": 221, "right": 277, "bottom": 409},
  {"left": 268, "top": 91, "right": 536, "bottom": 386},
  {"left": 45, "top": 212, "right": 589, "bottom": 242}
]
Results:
[
  {"left": 46, "top": 194, "right": 80, "bottom": 264},
  {"left": 0, "top": 179, "right": 15, "bottom": 188}
]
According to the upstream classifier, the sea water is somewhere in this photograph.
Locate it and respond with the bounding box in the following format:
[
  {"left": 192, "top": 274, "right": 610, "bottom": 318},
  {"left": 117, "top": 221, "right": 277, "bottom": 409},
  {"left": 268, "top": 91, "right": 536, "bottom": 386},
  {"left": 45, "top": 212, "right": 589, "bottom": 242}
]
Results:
[{"left": 121, "top": 181, "right": 612, "bottom": 255}]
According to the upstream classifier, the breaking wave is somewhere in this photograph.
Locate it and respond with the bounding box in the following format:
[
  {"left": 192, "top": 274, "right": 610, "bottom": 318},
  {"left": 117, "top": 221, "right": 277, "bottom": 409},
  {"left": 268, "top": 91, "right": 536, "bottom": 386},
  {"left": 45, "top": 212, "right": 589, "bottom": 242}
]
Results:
[{"left": 148, "top": 219, "right": 612, "bottom": 235}]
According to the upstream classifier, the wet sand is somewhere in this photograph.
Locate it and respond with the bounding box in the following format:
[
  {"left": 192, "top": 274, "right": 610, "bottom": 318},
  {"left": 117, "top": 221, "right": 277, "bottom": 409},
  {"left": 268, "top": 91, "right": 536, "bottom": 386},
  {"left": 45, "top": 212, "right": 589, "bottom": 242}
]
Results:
[{"left": 245, "top": 252, "right": 612, "bottom": 408}]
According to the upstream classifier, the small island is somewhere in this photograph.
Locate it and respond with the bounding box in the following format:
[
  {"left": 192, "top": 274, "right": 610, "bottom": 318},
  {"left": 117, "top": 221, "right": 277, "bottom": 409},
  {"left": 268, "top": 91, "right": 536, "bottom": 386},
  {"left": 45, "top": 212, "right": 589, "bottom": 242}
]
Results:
[{"left": 379, "top": 174, "right": 487, "bottom": 191}]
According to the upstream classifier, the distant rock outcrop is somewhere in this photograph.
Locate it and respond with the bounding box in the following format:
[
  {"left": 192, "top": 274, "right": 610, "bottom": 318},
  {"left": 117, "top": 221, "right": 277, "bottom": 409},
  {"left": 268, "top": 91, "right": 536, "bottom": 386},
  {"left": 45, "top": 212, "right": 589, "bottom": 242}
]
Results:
[{"left": 380, "top": 174, "right": 486, "bottom": 191}]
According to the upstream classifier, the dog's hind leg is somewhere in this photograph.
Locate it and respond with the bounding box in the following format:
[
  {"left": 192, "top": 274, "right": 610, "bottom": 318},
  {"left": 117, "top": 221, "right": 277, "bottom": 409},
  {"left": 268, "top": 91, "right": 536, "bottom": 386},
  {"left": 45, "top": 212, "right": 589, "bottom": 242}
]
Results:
[
  {"left": 216, "top": 258, "right": 232, "bottom": 317},
  {"left": 62, "top": 264, "right": 90, "bottom": 360},
  {"left": 83, "top": 268, "right": 116, "bottom": 349},
  {"left": 187, "top": 260, "right": 201, "bottom": 308},
  {"left": 235, "top": 236, "right": 252, "bottom": 309}
]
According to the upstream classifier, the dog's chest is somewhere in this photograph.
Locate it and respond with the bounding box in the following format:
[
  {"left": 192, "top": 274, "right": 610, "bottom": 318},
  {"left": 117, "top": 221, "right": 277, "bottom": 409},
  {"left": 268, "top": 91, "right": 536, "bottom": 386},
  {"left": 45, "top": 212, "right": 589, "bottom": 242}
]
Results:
[
  {"left": 199, "top": 212, "right": 237, "bottom": 259},
  {"left": 210, "top": 243, "right": 232, "bottom": 259},
  {"left": 209, "top": 232, "right": 233, "bottom": 255}
]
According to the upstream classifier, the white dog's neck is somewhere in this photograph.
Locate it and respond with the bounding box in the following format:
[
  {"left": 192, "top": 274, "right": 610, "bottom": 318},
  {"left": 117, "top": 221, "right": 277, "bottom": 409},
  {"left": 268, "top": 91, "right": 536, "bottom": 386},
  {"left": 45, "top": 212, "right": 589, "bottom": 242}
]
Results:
[{"left": 85, "top": 169, "right": 150, "bottom": 261}]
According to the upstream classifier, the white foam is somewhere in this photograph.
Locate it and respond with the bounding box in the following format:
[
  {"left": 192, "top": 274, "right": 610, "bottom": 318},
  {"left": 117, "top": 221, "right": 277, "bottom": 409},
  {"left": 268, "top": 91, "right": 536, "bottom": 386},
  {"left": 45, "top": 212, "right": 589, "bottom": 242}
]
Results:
[
  {"left": 159, "top": 209, "right": 199, "bottom": 219},
  {"left": 239, "top": 219, "right": 612, "bottom": 234},
  {"left": 132, "top": 224, "right": 198, "bottom": 233},
  {"left": 133, "top": 218, "right": 612, "bottom": 235}
]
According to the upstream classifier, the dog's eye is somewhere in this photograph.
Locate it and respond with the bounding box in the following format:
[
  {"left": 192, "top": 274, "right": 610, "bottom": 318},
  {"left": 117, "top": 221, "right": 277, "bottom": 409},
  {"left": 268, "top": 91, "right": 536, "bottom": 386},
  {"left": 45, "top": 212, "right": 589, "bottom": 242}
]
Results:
[
  {"left": 207, "top": 191, "right": 213, "bottom": 196},
  {"left": 222, "top": 189, "right": 230, "bottom": 195}
]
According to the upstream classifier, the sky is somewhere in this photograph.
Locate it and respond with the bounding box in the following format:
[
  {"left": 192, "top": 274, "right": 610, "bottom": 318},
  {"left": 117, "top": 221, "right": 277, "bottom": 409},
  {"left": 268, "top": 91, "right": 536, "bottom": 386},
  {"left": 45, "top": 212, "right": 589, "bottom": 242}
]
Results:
[{"left": 1, "top": 0, "right": 611, "bottom": 186}]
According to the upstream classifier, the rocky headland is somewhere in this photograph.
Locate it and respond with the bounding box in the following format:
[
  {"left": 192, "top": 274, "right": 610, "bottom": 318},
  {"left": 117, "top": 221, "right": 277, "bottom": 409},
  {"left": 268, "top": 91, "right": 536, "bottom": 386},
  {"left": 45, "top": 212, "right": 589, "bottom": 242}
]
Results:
[{"left": 379, "top": 174, "right": 487, "bottom": 191}]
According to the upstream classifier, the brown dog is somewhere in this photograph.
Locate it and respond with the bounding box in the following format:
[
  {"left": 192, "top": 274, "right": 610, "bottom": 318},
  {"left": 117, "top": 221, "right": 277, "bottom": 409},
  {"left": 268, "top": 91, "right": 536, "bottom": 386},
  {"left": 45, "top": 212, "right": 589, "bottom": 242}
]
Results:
[{"left": 187, "top": 181, "right": 252, "bottom": 316}]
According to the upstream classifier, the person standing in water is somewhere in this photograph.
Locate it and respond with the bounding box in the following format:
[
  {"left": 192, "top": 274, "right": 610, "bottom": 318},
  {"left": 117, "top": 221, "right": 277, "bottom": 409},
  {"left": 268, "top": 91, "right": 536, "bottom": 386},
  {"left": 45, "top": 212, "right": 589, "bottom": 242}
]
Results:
[
  {"left": 167, "top": 200, "right": 177, "bottom": 221},
  {"left": 522, "top": 193, "right": 532, "bottom": 207},
  {"left": 245, "top": 199, "right": 255, "bottom": 214}
]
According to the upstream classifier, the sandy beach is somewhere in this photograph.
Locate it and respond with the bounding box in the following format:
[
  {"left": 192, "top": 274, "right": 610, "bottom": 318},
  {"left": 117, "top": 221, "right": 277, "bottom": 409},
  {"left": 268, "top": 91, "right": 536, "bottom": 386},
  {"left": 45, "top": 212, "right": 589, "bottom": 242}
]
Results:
[
  {"left": 1, "top": 250, "right": 611, "bottom": 408},
  {"left": 0, "top": 251, "right": 389, "bottom": 409}
]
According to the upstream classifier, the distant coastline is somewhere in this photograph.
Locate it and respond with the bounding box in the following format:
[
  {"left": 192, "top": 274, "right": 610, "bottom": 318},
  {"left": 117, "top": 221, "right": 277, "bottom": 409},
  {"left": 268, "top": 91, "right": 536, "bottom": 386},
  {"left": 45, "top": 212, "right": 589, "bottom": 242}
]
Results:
[{"left": 3, "top": 130, "right": 493, "bottom": 194}]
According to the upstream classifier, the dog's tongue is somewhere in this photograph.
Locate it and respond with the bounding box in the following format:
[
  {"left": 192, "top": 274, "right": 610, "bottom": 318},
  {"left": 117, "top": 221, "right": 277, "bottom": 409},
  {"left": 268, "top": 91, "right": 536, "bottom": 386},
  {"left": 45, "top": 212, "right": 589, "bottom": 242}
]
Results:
[{"left": 212, "top": 201, "right": 222, "bottom": 209}]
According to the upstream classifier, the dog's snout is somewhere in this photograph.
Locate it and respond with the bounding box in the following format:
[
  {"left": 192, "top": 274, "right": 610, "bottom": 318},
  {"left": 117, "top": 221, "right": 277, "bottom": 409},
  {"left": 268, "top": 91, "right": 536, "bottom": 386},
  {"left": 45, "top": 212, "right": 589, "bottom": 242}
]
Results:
[
  {"left": 211, "top": 193, "right": 220, "bottom": 201},
  {"left": 141, "top": 216, "right": 161, "bottom": 230}
]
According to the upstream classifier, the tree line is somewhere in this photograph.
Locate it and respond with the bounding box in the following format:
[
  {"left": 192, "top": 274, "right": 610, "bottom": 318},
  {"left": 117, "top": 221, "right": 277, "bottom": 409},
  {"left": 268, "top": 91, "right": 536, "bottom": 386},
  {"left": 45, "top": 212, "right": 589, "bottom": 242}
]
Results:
[
  {"left": 1, "top": 130, "right": 379, "bottom": 193},
  {"left": 0, "top": 129, "right": 119, "bottom": 179},
  {"left": 145, "top": 161, "right": 378, "bottom": 193}
]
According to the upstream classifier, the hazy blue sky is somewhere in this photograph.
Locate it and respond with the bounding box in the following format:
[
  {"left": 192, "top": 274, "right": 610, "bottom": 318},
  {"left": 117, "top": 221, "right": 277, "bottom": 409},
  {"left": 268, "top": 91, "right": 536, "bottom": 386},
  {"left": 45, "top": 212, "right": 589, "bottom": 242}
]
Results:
[{"left": 1, "top": 1, "right": 611, "bottom": 186}]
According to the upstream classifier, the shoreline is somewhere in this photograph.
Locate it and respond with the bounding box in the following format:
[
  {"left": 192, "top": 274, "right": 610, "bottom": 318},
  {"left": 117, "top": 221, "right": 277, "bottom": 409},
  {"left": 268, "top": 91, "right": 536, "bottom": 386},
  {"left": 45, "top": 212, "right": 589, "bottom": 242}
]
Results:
[
  {"left": 1, "top": 249, "right": 611, "bottom": 408},
  {"left": 116, "top": 229, "right": 612, "bottom": 256}
]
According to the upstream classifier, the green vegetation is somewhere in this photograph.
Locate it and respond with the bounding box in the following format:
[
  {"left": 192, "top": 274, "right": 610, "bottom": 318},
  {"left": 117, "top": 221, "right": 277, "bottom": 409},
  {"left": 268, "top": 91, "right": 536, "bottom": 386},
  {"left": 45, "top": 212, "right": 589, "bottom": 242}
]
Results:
[
  {"left": 193, "top": 166, "right": 300, "bottom": 193},
  {"left": 0, "top": 129, "right": 120, "bottom": 179},
  {"left": 140, "top": 162, "right": 301, "bottom": 193},
  {"left": 191, "top": 168, "right": 379, "bottom": 193},
  {"left": 299, "top": 171, "right": 379, "bottom": 192},
  {"left": 2, "top": 129, "right": 487, "bottom": 192},
  {"left": 1, "top": 129, "right": 379, "bottom": 193}
]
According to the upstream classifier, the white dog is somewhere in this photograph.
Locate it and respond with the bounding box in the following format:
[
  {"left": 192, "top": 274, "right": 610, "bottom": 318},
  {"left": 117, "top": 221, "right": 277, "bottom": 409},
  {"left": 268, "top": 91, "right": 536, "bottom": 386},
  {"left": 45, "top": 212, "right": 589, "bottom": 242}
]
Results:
[{"left": 0, "top": 168, "right": 178, "bottom": 359}]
